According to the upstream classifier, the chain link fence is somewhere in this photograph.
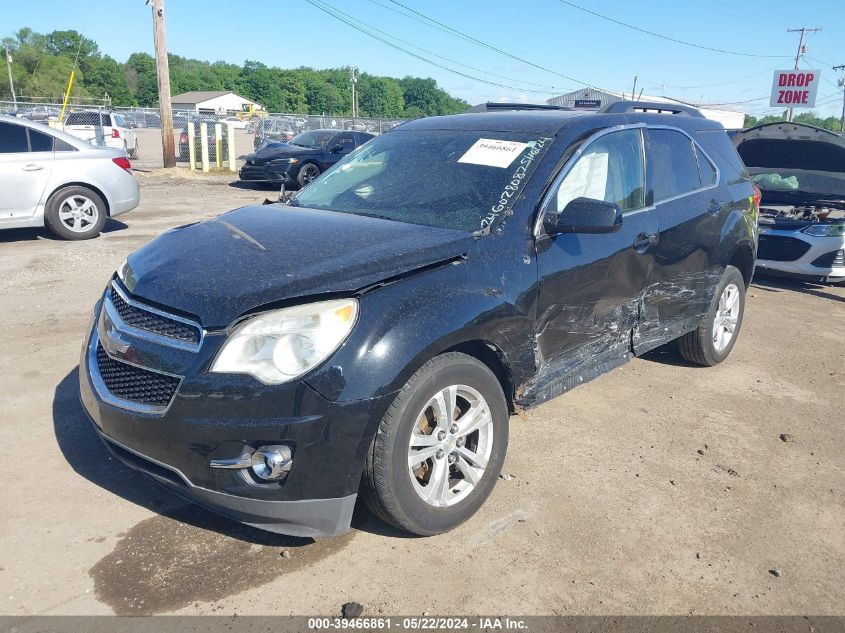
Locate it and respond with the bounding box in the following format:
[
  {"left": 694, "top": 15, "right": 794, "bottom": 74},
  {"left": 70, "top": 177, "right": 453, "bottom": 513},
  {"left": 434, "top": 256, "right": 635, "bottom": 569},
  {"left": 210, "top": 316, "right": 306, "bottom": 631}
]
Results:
[{"left": 1, "top": 100, "right": 408, "bottom": 171}]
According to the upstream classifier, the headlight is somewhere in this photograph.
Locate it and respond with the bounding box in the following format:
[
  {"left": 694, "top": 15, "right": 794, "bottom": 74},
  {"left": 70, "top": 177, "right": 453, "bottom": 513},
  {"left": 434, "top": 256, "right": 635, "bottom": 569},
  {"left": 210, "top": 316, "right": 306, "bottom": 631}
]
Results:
[
  {"left": 270, "top": 158, "right": 298, "bottom": 165},
  {"left": 801, "top": 223, "right": 845, "bottom": 237},
  {"left": 116, "top": 258, "right": 128, "bottom": 282},
  {"left": 210, "top": 299, "right": 358, "bottom": 384}
]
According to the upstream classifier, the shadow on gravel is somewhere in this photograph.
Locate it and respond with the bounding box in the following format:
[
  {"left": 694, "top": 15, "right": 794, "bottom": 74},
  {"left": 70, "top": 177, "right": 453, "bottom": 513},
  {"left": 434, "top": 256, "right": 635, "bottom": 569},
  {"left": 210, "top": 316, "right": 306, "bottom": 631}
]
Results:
[
  {"left": 752, "top": 275, "right": 845, "bottom": 304},
  {"left": 640, "top": 343, "right": 701, "bottom": 368},
  {"left": 0, "top": 218, "right": 128, "bottom": 243}
]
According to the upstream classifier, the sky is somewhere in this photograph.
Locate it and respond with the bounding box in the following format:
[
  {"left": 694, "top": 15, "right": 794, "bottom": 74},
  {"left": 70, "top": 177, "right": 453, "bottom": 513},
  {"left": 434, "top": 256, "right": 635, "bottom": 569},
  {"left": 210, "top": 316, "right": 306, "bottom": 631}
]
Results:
[{"left": 4, "top": 0, "right": 844, "bottom": 117}]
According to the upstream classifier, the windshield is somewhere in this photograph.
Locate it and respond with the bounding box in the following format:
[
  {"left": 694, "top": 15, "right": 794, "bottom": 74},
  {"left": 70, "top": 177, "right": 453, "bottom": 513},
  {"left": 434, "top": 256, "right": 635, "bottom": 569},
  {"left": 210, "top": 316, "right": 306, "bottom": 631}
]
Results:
[
  {"left": 290, "top": 130, "right": 335, "bottom": 149},
  {"left": 292, "top": 130, "right": 553, "bottom": 232}
]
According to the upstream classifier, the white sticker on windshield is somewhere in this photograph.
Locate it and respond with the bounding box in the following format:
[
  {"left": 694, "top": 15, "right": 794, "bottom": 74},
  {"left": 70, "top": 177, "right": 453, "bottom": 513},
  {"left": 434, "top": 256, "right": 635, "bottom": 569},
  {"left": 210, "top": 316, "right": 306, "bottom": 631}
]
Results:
[{"left": 458, "top": 138, "right": 529, "bottom": 169}]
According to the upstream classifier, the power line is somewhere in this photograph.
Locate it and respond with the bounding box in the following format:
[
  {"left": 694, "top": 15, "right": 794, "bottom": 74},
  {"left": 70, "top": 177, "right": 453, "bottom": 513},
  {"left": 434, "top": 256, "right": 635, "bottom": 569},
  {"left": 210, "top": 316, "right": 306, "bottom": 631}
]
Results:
[
  {"left": 556, "top": 0, "right": 791, "bottom": 59},
  {"left": 304, "top": 0, "right": 565, "bottom": 95},
  {"left": 377, "top": 0, "right": 598, "bottom": 90},
  {"left": 312, "top": 1, "right": 563, "bottom": 92},
  {"left": 639, "top": 65, "right": 782, "bottom": 91}
]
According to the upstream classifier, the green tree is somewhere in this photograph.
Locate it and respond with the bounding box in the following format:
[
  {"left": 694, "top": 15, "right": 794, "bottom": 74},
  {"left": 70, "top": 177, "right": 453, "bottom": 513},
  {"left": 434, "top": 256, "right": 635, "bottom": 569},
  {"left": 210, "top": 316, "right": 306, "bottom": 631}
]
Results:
[{"left": 358, "top": 76, "right": 404, "bottom": 117}]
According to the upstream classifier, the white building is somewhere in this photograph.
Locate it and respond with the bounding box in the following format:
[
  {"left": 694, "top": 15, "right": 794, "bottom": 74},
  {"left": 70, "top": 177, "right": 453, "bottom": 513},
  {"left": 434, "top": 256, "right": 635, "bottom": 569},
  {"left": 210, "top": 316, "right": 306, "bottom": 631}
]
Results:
[
  {"left": 171, "top": 91, "right": 264, "bottom": 115},
  {"left": 547, "top": 89, "right": 745, "bottom": 129}
]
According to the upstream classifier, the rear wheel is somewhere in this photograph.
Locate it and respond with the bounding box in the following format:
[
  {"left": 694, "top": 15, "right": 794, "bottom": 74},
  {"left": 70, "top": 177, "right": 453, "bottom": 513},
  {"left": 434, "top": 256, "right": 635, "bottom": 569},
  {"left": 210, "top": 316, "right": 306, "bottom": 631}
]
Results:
[
  {"left": 678, "top": 265, "right": 746, "bottom": 366},
  {"left": 362, "top": 353, "right": 509, "bottom": 536},
  {"left": 129, "top": 140, "right": 139, "bottom": 160},
  {"left": 44, "top": 186, "right": 107, "bottom": 240}
]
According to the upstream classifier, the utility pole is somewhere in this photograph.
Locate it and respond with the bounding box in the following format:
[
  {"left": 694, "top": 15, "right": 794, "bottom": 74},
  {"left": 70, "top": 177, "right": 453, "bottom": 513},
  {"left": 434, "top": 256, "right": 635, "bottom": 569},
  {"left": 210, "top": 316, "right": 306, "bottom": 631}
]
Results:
[
  {"left": 4, "top": 45, "right": 16, "bottom": 108},
  {"left": 786, "top": 27, "right": 821, "bottom": 122},
  {"left": 350, "top": 66, "right": 358, "bottom": 123},
  {"left": 834, "top": 65, "right": 845, "bottom": 133},
  {"left": 148, "top": 0, "right": 175, "bottom": 168},
  {"left": 631, "top": 76, "right": 637, "bottom": 102}
]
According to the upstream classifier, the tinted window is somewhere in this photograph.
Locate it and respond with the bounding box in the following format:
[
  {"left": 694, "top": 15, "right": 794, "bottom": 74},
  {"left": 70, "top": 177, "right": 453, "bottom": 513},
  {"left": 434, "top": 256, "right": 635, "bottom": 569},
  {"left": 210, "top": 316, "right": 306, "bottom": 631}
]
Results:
[
  {"left": 355, "top": 133, "right": 373, "bottom": 146},
  {"left": 55, "top": 138, "right": 76, "bottom": 152},
  {"left": 28, "top": 128, "right": 54, "bottom": 152},
  {"left": 0, "top": 121, "right": 29, "bottom": 153},
  {"left": 552, "top": 128, "right": 645, "bottom": 214},
  {"left": 333, "top": 134, "right": 356, "bottom": 151},
  {"left": 696, "top": 146, "right": 717, "bottom": 186},
  {"left": 700, "top": 129, "right": 749, "bottom": 181},
  {"left": 650, "top": 129, "right": 702, "bottom": 202}
]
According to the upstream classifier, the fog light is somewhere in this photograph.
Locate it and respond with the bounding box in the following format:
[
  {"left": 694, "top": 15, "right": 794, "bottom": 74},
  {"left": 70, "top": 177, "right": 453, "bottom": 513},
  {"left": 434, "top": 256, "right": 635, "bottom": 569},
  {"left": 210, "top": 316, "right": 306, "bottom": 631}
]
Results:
[{"left": 250, "top": 445, "right": 292, "bottom": 481}]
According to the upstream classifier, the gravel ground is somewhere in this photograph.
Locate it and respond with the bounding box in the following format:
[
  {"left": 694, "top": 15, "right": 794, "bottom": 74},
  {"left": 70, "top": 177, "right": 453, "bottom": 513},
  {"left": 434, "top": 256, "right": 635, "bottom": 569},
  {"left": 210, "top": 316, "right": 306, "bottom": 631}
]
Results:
[{"left": 0, "top": 171, "right": 842, "bottom": 616}]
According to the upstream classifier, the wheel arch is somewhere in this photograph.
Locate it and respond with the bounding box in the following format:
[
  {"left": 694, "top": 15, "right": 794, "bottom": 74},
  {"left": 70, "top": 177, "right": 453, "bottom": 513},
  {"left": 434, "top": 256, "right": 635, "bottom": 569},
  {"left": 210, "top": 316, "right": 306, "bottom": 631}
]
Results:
[
  {"left": 46, "top": 181, "right": 112, "bottom": 217},
  {"left": 728, "top": 242, "right": 755, "bottom": 287},
  {"left": 441, "top": 340, "right": 516, "bottom": 413}
]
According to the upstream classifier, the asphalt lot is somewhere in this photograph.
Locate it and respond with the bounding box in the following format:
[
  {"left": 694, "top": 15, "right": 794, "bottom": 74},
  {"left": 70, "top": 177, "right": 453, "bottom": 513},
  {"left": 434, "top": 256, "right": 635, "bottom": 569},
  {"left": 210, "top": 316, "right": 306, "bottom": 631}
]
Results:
[{"left": 0, "top": 171, "right": 843, "bottom": 616}]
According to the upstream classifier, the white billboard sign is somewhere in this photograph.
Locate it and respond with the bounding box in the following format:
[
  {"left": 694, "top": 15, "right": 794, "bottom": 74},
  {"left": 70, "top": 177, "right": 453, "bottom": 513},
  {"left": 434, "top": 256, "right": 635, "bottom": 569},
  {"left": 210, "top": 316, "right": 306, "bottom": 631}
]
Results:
[{"left": 770, "top": 70, "right": 821, "bottom": 108}]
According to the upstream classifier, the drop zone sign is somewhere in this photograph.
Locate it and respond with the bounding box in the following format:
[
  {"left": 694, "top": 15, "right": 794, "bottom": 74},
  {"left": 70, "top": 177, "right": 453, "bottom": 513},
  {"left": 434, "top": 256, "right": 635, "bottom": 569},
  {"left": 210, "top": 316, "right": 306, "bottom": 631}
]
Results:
[{"left": 770, "top": 70, "right": 820, "bottom": 108}]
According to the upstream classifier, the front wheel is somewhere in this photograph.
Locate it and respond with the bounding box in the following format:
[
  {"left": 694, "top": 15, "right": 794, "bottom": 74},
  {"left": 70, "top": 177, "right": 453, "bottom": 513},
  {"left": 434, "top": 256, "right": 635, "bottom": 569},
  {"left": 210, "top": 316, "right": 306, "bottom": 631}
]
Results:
[
  {"left": 361, "top": 353, "right": 509, "bottom": 536},
  {"left": 678, "top": 265, "right": 746, "bottom": 366},
  {"left": 296, "top": 163, "right": 320, "bottom": 188}
]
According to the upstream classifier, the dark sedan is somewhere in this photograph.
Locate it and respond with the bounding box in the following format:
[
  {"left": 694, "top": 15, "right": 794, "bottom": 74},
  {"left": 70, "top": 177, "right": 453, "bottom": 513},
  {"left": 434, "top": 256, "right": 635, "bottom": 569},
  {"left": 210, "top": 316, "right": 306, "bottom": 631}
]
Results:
[{"left": 239, "top": 129, "right": 374, "bottom": 188}]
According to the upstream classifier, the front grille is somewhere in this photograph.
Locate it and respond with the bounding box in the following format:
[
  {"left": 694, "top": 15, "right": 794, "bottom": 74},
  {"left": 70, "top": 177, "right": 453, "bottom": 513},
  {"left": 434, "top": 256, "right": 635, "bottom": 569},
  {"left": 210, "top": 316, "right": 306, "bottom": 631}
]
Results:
[
  {"left": 110, "top": 286, "right": 200, "bottom": 344},
  {"left": 811, "top": 249, "right": 845, "bottom": 268},
  {"left": 757, "top": 235, "right": 811, "bottom": 262},
  {"left": 96, "top": 344, "right": 180, "bottom": 408}
]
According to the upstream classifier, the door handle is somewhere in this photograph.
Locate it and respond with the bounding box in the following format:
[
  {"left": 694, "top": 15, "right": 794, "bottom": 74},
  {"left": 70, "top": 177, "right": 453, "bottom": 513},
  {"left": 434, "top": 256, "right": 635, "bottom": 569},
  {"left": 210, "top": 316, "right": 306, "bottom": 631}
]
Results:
[
  {"left": 22, "top": 164, "right": 44, "bottom": 172},
  {"left": 708, "top": 200, "right": 725, "bottom": 215},
  {"left": 633, "top": 232, "right": 658, "bottom": 252}
]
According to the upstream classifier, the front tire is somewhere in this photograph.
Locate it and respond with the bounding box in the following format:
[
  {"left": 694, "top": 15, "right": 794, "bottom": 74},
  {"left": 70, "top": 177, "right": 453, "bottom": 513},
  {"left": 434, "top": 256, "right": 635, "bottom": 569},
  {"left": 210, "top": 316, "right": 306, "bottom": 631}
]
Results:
[
  {"left": 296, "top": 162, "right": 320, "bottom": 188},
  {"left": 44, "top": 186, "right": 107, "bottom": 240},
  {"left": 362, "top": 353, "right": 509, "bottom": 536},
  {"left": 678, "top": 265, "right": 746, "bottom": 366}
]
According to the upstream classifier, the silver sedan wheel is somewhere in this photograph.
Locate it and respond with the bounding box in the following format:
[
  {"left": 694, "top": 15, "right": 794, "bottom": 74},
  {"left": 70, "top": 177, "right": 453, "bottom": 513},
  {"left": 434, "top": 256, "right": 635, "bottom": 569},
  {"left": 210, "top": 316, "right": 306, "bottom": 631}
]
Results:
[
  {"left": 712, "top": 283, "right": 740, "bottom": 352},
  {"left": 408, "top": 384, "right": 494, "bottom": 508},
  {"left": 57, "top": 194, "right": 99, "bottom": 233}
]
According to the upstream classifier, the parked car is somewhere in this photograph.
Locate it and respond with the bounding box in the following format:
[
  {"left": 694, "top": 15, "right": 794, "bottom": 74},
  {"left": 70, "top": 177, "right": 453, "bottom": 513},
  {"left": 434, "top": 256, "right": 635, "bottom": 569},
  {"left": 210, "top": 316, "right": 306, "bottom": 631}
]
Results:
[
  {"left": 240, "top": 129, "right": 374, "bottom": 188},
  {"left": 177, "top": 118, "right": 230, "bottom": 162},
  {"left": 16, "top": 105, "right": 60, "bottom": 123},
  {"left": 253, "top": 116, "right": 299, "bottom": 149},
  {"left": 62, "top": 110, "right": 140, "bottom": 159},
  {"left": 79, "top": 102, "right": 756, "bottom": 538},
  {"left": 124, "top": 111, "right": 161, "bottom": 129},
  {"left": 732, "top": 122, "right": 845, "bottom": 283},
  {"left": 219, "top": 116, "right": 249, "bottom": 130},
  {"left": 0, "top": 114, "right": 139, "bottom": 239}
]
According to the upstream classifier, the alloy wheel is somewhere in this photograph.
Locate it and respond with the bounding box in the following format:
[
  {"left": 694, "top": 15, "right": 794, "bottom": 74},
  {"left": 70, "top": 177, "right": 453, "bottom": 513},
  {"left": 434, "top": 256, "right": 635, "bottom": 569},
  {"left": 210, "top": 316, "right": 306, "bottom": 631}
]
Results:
[
  {"left": 57, "top": 195, "right": 99, "bottom": 233},
  {"left": 712, "top": 283, "right": 740, "bottom": 352}
]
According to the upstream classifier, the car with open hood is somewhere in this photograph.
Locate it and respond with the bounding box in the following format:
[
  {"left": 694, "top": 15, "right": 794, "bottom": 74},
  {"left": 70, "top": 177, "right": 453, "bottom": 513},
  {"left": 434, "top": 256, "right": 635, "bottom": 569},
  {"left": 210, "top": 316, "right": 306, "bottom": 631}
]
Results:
[
  {"left": 79, "top": 102, "right": 757, "bottom": 538},
  {"left": 239, "top": 129, "right": 374, "bottom": 189},
  {"left": 732, "top": 122, "right": 845, "bottom": 283}
]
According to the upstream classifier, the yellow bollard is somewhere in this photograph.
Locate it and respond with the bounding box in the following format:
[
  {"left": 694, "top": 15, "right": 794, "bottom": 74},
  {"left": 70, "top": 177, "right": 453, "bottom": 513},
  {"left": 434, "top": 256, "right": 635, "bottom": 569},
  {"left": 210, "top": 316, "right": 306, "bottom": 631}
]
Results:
[
  {"left": 215, "top": 123, "right": 222, "bottom": 169},
  {"left": 187, "top": 121, "right": 197, "bottom": 171},
  {"left": 227, "top": 124, "right": 237, "bottom": 172},
  {"left": 200, "top": 122, "right": 210, "bottom": 173}
]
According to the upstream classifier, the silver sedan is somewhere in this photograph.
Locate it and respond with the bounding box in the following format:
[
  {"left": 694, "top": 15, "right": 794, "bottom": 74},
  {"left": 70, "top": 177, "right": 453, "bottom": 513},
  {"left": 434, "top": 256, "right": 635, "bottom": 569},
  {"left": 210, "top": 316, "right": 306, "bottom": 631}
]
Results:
[{"left": 0, "top": 114, "right": 140, "bottom": 240}]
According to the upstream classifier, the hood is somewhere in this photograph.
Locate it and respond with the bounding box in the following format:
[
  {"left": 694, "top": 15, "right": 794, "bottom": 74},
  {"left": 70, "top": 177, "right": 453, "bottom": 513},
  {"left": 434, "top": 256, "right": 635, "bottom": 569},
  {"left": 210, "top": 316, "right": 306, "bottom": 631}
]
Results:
[
  {"left": 732, "top": 123, "right": 845, "bottom": 202},
  {"left": 247, "top": 143, "right": 319, "bottom": 165},
  {"left": 122, "top": 205, "right": 474, "bottom": 327}
]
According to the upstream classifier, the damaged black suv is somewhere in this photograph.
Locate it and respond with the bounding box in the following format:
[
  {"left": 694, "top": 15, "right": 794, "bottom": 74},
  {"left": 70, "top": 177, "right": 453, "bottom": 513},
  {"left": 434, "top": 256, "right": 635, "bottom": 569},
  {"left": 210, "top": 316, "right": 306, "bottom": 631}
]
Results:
[{"left": 80, "top": 101, "right": 757, "bottom": 538}]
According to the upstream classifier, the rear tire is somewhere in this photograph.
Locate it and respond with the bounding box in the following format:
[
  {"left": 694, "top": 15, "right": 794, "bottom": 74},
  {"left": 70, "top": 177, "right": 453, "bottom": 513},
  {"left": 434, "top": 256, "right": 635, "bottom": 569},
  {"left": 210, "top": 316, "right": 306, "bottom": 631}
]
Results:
[
  {"left": 361, "top": 353, "right": 509, "bottom": 536},
  {"left": 44, "top": 186, "right": 107, "bottom": 240},
  {"left": 678, "top": 265, "right": 746, "bottom": 366},
  {"left": 129, "top": 141, "right": 139, "bottom": 160}
]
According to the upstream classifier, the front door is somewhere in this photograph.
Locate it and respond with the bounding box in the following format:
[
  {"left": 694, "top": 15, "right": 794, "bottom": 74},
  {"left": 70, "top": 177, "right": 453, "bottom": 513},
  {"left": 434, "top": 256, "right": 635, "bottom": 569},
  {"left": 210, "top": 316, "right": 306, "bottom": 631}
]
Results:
[{"left": 529, "top": 126, "right": 658, "bottom": 405}]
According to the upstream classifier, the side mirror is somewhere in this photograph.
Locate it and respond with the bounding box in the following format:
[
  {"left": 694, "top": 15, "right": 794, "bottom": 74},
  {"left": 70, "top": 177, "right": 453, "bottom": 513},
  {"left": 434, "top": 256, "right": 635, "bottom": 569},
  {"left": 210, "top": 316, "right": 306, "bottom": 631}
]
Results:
[
  {"left": 330, "top": 144, "right": 345, "bottom": 154},
  {"left": 543, "top": 197, "right": 622, "bottom": 235}
]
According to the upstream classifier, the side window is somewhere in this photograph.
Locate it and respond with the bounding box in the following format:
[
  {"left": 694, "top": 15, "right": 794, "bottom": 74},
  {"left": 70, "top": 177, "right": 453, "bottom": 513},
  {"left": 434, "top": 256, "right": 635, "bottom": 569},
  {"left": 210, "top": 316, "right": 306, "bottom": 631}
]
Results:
[
  {"left": 0, "top": 121, "right": 30, "bottom": 153},
  {"left": 551, "top": 128, "right": 645, "bottom": 214},
  {"left": 695, "top": 145, "right": 717, "bottom": 186},
  {"left": 28, "top": 129, "right": 55, "bottom": 152},
  {"left": 334, "top": 134, "right": 355, "bottom": 152},
  {"left": 114, "top": 114, "right": 126, "bottom": 128},
  {"left": 649, "top": 129, "right": 702, "bottom": 202},
  {"left": 55, "top": 138, "right": 77, "bottom": 152}
]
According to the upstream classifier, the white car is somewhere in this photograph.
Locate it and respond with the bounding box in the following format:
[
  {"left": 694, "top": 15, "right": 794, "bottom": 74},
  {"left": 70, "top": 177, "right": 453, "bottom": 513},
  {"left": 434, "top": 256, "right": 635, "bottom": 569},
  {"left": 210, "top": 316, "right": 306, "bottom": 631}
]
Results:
[
  {"left": 0, "top": 114, "right": 140, "bottom": 240},
  {"left": 732, "top": 122, "right": 845, "bottom": 284},
  {"left": 62, "top": 110, "right": 140, "bottom": 159},
  {"left": 219, "top": 116, "right": 249, "bottom": 130}
]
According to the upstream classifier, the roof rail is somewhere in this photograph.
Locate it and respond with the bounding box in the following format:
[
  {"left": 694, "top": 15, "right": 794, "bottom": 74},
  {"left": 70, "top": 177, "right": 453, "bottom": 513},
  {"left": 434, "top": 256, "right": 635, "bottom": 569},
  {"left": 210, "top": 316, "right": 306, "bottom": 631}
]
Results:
[
  {"left": 471, "top": 102, "right": 571, "bottom": 112},
  {"left": 601, "top": 101, "right": 705, "bottom": 118}
]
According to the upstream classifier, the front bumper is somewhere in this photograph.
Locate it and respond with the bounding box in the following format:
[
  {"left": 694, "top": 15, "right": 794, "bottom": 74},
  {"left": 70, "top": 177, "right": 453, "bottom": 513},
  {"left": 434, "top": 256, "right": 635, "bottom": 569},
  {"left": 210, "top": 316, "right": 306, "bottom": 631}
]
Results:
[
  {"left": 78, "top": 282, "right": 388, "bottom": 537},
  {"left": 756, "top": 227, "right": 845, "bottom": 283},
  {"left": 239, "top": 162, "right": 294, "bottom": 183}
]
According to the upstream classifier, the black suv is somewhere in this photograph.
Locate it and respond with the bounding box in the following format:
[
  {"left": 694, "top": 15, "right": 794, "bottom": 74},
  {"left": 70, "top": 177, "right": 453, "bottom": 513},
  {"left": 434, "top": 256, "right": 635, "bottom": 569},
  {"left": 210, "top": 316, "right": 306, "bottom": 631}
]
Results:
[
  {"left": 239, "top": 129, "right": 374, "bottom": 189},
  {"left": 80, "top": 102, "right": 757, "bottom": 538}
]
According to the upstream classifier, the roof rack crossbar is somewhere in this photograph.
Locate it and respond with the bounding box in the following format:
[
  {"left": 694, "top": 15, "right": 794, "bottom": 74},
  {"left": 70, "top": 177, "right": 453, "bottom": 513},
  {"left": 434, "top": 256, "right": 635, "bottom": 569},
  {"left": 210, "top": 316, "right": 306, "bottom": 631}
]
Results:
[
  {"left": 601, "top": 101, "right": 705, "bottom": 118},
  {"left": 480, "top": 102, "right": 570, "bottom": 111}
]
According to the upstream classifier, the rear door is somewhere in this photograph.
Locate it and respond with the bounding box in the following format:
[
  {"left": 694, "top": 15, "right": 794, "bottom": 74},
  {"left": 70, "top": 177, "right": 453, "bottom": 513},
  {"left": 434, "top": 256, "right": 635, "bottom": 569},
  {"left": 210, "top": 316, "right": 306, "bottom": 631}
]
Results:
[
  {"left": 532, "top": 126, "right": 658, "bottom": 401},
  {"left": 636, "top": 127, "right": 727, "bottom": 352},
  {"left": 0, "top": 121, "right": 55, "bottom": 221}
]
